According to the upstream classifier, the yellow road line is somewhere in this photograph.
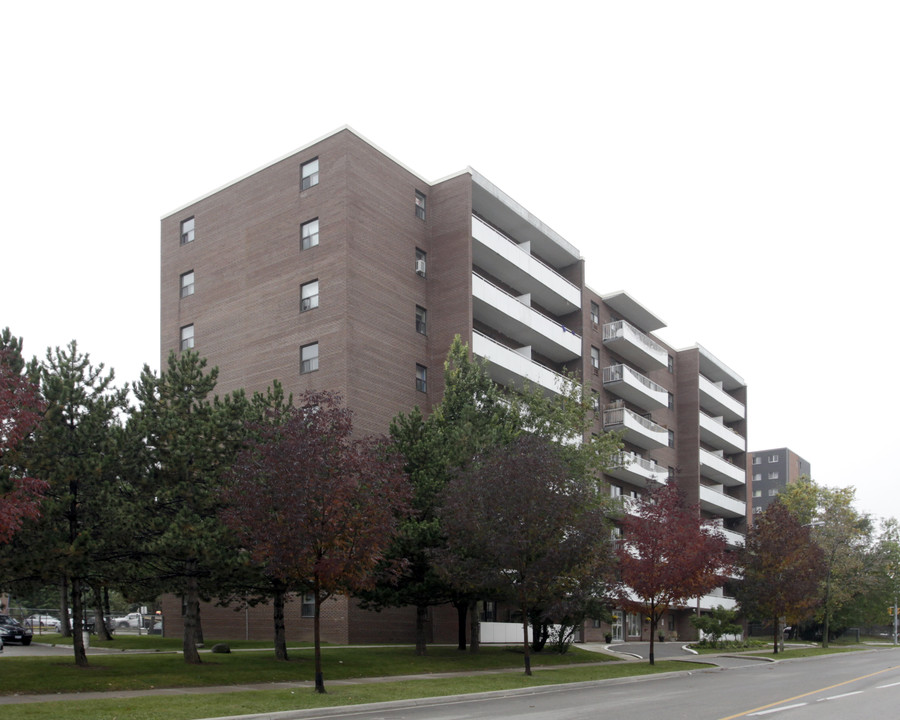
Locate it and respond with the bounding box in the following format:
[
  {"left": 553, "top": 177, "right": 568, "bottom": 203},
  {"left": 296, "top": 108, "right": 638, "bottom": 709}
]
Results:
[{"left": 717, "top": 664, "right": 900, "bottom": 720}]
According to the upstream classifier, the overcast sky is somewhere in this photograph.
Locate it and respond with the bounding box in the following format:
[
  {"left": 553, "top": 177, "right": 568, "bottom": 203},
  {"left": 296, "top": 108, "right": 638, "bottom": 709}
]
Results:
[{"left": 3, "top": 2, "right": 898, "bottom": 521}]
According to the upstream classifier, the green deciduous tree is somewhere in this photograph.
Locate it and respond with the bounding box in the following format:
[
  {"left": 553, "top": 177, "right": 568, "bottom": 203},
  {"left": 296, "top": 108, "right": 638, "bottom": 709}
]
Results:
[{"left": 735, "top": 500, "right": 824, "bottom": 653}]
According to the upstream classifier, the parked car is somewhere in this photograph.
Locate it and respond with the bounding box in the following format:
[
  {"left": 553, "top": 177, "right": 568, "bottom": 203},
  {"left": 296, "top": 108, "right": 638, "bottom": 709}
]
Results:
[
  {"left": 0, "top": 614, "right": 33, "bottom": 645},
  {"left": 25, "top": 614, "right": 61, "bottom": 631},
  {"left": 112, "top": 612, "right": 143, "bottom": 628}
]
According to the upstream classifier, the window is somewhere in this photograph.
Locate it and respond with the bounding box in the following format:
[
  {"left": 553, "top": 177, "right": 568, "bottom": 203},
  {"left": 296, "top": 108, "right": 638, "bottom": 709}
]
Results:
[
  {"left": 768, "top": 488, "right": 779, "bottom": 497},
  {"left": 753, "top": 456, "right": 762, "bottom": 465},
  {"left": 415, "top": 306, "right": 427, "bottom": 335},
  {"left": 668, "top": 392, "right": 674, "bottom": 409},
  {"left": 591, "top": 391, "right": 600, "bottom": 412},
  {"left": 768, "top": 471, "right": 779, "bottom": 480},
  {"left": 668, "top": 429, "right": 675, "bottom": 448},
  {"left": 416, "top": 364, "right": 427, "bottom": 392},
  {"left": 301, "top": 218, "right": 319, "bottom": 250},
  {"left": 415, "top": 247, "right": 427, "bottom": 277},
  {"left": 753, "top": 489, "right": 762, "bottom": 498},
  {"left": 300, "top": 280, "right": 319, "bottom": 312},
  {"left": 769, "top": 454, "right": 779, "bottom": 462},
  {"left": 415, "top": 190, "right": 426, "bottom": 220},
  {"left": 301, "top": 158, "right": 319, "bottom": 190},
  {"left": 753, "top": 473, "right": 762, "bottom": 482},
  {"left": 590, "top": 346, "right": 600, "bottom": 370},
  {"left": 668, "top": 466, "right": 675, "bottom": 480},
  {"left": 590, "top": 301, "right": 600, "bottom": 325},
  {"left": 180, "top": 217, "right": 195, "bottom": 244},
  {"left": 668, "top": 355, "right": 674, "bottom": 373},
  {"left": 610, "top": 485, "right": 622, "bottom": 498},
  {"left": 300, "top": 342, "right": 319, "bottom": 374},
  {"left": 180, "top": 270, "right": 194, "bottom": 298},
  {"left": 627, "top": 612, "right": 641, "bottom": 637},
  {"left": 480, "top": 601, "right": 496, "bottom": 622},
  {"left": 180, "top": 324, "right": 194, "bottom": 351},
  {"left": 301, "top": 592, "right": 315, "bottom": 618}
]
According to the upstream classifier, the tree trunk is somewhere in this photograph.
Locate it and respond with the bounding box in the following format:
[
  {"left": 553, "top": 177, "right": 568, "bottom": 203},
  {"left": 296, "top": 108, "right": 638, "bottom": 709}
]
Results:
[
  {"left": 182, "top": 568, "right": 203, "bottom": 664},
  {"left": 70, "top": 577, "right": 88, "bottom": 667},
  {"left": 521, "top": 600, "right": 532, "bottom": 676},
  {"left": 313, "top": 576, "right": 325, "bottom": 694},
  {"left": 60, "top": 577, "right": 71, "bottom": 638},
  {"left": 273, "top": 583, "right": 288, "bottom": 661},
  {"left": 93, "top": 584, "right": 113, "bottom": 642},
  {"left": 773, "top": 616, "right": 779, "bottom": 654},
  {"left": 454, "top": 600, "right": 467, "bottom": 650},
  {"left": 468, "top": 599, "right": 480, "bottom": 654},
  {"left": 649, "top": 615, "right": 656, "bottom": 666},
  {"left": 415, "top": 604, "right": 428, "bottom": 656}
]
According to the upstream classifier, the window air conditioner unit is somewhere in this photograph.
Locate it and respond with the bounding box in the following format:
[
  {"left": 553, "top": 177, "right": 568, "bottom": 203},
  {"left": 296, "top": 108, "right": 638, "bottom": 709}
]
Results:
[{"left": 415, "top": 259, "right": 427, "bottom": 276}]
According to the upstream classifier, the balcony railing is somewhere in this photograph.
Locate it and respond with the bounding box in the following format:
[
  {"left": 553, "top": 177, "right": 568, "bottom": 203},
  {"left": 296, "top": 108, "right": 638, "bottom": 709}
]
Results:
[
  {"left": 603, "top": 407, "right": 669, "bottom": 449},
  {"left": 699, "top": 374, "right": 745, "bottom": 421},
  {"left": 602, "top": 363, "right": 668, "bottom": 410},
  {"left": 606, "top": 451, "right": 667, "bottom": 488},
  {"left": 699, "top": 448, "right": 746, "bottom": 486},
  {"left": 472, "top": 330, "right": 569, "bottom": 396},
  {"left": 602, "top": 320, "right": 668, "bottom": 370},
  {"left": 699, "top": 411, "right": 746, "bottom": 454},
  {"left": 698, "top": 484, "right": 746, "bottom": 518}
]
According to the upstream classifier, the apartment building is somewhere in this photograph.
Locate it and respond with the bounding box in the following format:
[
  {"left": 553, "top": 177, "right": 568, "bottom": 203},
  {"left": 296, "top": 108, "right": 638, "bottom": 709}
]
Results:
[
  {"left": 160, "top": 126, "right": 748, "bottom": 644},
  {"left": 748, "top": 448, "right": 810, "bottom": 513}
]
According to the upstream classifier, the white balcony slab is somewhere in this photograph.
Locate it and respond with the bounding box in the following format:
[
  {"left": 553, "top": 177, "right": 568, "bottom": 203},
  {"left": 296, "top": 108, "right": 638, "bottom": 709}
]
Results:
[
  {"left": 606, "top": 451, "right": 667, "bottom": 489},
  {"left": 472, "top": 215, "right": 580, "bottom": 316},
  {"left": 698, "top": 411, "right": 746, "bottom": 454},
  {"left": 699, "top": 448, "right": 746, "bottom": 486},
  {"left": 603, "top": 407, "right": 668, "bottom": 449},
  {"left": 699, "top": 374, "right": 745, "bottom": 422},
  {"left": 603, "top": 364, "right": 668, "bottom": 411},
  {"left": 472, "top": 331, "right": 566, "bottom": 396},
  {"left": 602, "top": 320, "right": 668, "bottom": 370},
  {"left": 472, "top": 273, "right": 581, "bottom": 363},
  {"left": 699, "top": 485, "right": 746, "bottom": 518}
]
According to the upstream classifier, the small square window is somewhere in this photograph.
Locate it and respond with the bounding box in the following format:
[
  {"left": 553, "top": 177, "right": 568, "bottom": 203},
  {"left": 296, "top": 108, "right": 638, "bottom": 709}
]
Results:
[
  {"left": 590, "top": 301, "right": 600, "bottom": 325},
  {"left": 301, "top": 280, "right": 319, "bottom": 312},
  {"left": 180, "top": 217, "right": 195, "bottom": 245},
  {"left": 180, "top": 324, "right": 194, "bottom": 351},
  {"left": 753, "top": 489, "right": 762, "bottom": 498},
  {"left": 753, "top": 473, "right": 762, "bottom": 482},
  {"left": 301, "top": 158, "right": 319, "bottom": 190},
  {"left": 416, "top": 364, "right": 427, "bottom": 392},
  {"left": 768, "top": 488, "right": 779, "bottom": 497},
  {"left": 769, "top": 454, "right": 779, "bottom": 462},
  {"left": 301, "top": 218, "right": 319, "bottom": 250},
  {"left": 301, "top": 342, "right": 319, "bottom": 374},
  {"left": 301, "top": 592, "right": 315, "bottom": 618},
  {"left": 768, "top": 471, "right": 779, "bottom": 480},
  {"left": 415, "top": 306, "right": 427, "bottom": 335},
  {"left": 180, "top": 270, "right": 195, "bottom": 298},
  {"left": 415, "top": 191, "right": 426, "bottom": 220},
  {"left": 753, "top": 456, "right": 762, "bottom": 465}
]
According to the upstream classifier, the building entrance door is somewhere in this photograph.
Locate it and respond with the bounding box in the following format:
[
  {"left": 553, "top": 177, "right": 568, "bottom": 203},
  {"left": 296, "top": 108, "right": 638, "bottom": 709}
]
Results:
[{"left": 612, "top": 611, "right": 624, "bottom": 642}]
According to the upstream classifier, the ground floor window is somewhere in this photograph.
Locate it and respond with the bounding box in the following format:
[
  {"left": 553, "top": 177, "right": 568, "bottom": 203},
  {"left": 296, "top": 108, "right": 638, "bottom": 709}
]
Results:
[
  {"left": 301, "top": 593, "right": 315, "bottom": 618},
  {"left": 627, "top": 612, "right": 642, "bottom": 637}
]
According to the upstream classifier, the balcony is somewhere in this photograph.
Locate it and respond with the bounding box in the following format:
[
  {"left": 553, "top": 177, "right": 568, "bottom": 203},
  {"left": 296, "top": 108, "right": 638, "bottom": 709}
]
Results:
[
  {"left": 472, "top": 273, "right": 581, "bottom": 363},
  {"left": 603, "top": 407, "right": 669, "bottom": 449},
  {"left": 699, "top": 374, "right": 745, "bottom": 422},
  {"left": 698, "top": 411, "right": 745, "bottom": 454},
  {"left": 699, "top": 448, "right": 746, "bottom": 487},
  {"left": 602, "top": 320, "right": 667, "bottom": 370},
  {"left": 698, "top": 589, "right": 738, "bottom": 612},
  {"left": 699, "top": 484, "right": 746, "bottom": 518},
  {"left": 602, "top": 364, "right": 668, "bottom": 411},
  {"left": 471, "top": 215, "right": 580, "bottom": 317},
  {"left": 472, "top": 330, "right": 569, "bottom": 396},
  {"left": 606, "top": 451, "right": 667, "bottom": 489},
  {"left": 720, "top": 527, "right": 745, "bottom": 548}
]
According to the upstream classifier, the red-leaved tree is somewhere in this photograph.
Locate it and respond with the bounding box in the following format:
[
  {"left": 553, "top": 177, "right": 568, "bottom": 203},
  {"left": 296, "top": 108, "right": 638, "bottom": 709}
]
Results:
[
  {"left": 0, "top": 331, "right": 47, "bottom": 543},
  {"left": 613, "top": 481, "right": 731, "bottom": 664},
  {"left": 222, "top": 391, "right": 410, "bottom": 693}
]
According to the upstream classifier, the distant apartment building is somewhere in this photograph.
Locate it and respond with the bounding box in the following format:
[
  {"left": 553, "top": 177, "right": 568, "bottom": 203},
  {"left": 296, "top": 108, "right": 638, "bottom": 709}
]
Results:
[
  {"left": 159, "top": 127, "right": 748, "bottom": 644},
  {"left": 748, "top": 448, "right": 811, "bottom": 513}
]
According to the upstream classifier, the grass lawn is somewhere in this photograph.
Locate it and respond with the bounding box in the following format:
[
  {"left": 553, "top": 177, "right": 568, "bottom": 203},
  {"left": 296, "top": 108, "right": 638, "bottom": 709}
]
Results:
[{"left": 4, "top": 657, "right": 702, "bottom": 720}]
